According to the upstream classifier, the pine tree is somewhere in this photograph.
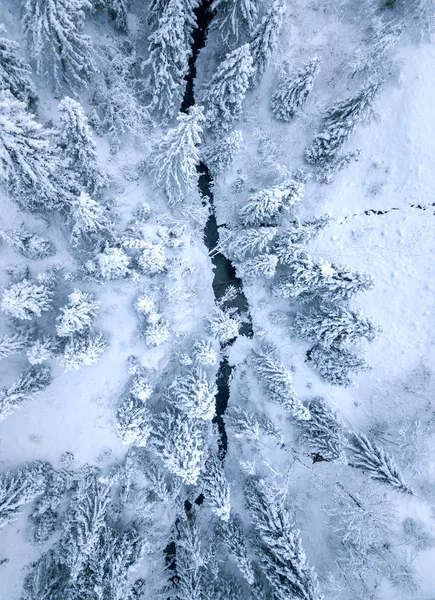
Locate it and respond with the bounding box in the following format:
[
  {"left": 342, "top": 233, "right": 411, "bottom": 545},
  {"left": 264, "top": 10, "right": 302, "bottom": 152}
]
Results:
[
  {"left": 145, "top": 0, "right": 191, "bottom": 118},
  {"left": 308, "top": 343, "right": 371, "bottom": 387},
  {"left": 143, "top": 317, "right": 171, "bottom": 347},
  {"left": 1, "top": 278, "right": 53, "bottom": 320},
  {"left": 0, "top": 365, "right": 52, "bottom": 421},
  {"left": 56, "top": 290, "right": 100, "bottom": 337},
  {"left": 152, "top": 105, "right": 205, "bottom": 205},
  {"left": 21, "top": 550, "right": 68, "bottom": 600},
  {"left": 211, "top": 0, "right": 259, "bottom": 45},
  {"left": 192, "top": 339, "right": 218, "bottom": 367},
  {"left": 239, "top": 180, "right": 304, "bottom": 226},
  {"left": 274, "top": 216, "right": 331, "bottom": 263},
  {"left": 292, "top": 305, "right": 379, "bottom": 348},
  {"left": 0, "top": 91, "right": 75, "bottom": 211},
  {"left": 137, "top": 241, "right": 167, "bottom": 274},
  {"left": 201, "top": 451, "right": 231, "bottom": 521},
  {"left": 0, "top": 328, "right": 33, "bottom": 360},
  {"left": 237, "top": 252, "right": 278, "bottom": 279},
  {"left": 317, "top": 150, "right": 361, "bottom": 184},
  {"left": 305, "top": 82, "right": 380, "bottom": 167},
  {"left": 0, "top": 26, "right": 37, "bottom": 106},
  {"left": 245, "top": 477, "right": 323, "bottom": 600},
  {"left": 218, "top": 516, "right": 255, "bottom": 583},
  {"left": 297, "top": 397, "right": 347, "bottom": 463},
  {"left": 202, "top": 129, "right": 243, "bottom": 174},
  {"left": 224, "top": 405, "right": 261, "bottom": 440},
  {"left": 170, "top": 368, "right": 217, "bottom": 421},
  {"left": 27, "top": 336, "right": 58, "bottom": 365},
  {"left": 23, "top": 0, "right": 95, "bottom": 94},
  {"left": 68, "top": 191, "right": 111, "bottom": 246},
  {"left": 207, "top": 308, "right": 239, "bottom": 343},
  {"left": 0, "top": 462, "right": 47, "bottom": 528},
  {"left": 117, "top": 393, "right": 153, "bottom": 446},
  {"left": 96, "top": 246, "right": 131, "bottom": 280},
  {"left": 224, "top": 226, "right": 277, "bottom": 261},
  {"left": 58, "top": 97, "right": 107, "bottom": 194},
  {"left": 0, "top": 229, "right": 55, "bottom": 259},
  {"left": 203, "top": 43, "right": 253, "bottom": 131},
  {"left": 249, "top": 0, "right": 286, "bottom": 85},
  {"left": 349, "top": 433, "right": 413, "bottom": 494},
  {"left": 251, "top": 349, "right": 310, "bottom": 420},
  {"left": 152, "top": 409, "right": 204, "bottom": 484},
  {"left": 173, "top": 515, "right": 209, "bottom": 600},
  {"left": 271, "top": 56, "right": 321, "bottom": 121},
  {"left": 58, "top": 331, "right": 108, "bottom": 371}
]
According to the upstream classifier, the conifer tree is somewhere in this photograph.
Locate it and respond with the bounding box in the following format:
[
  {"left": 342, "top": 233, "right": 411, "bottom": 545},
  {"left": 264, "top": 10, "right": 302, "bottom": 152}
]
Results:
[
  {"left": 224, "top": 226, "right": 277, "bottom": 261},
  {"left": 249, "top": 0, "right": 286, "bottom": 85},
  {"left": 170, "top": 368, "right": 217, "bottom": 421},
  {"left": 69, "top": 191, "right": 112, "bottom": 247},
  {"left": 211, "top": 0, "right": 259, "bottom": 45},
  {"left": 56, "top": 290, "right": 100, "bottom": 337},
  {"left": 292, "top": 305, "right": 379, "bottom": 348},
  {"left": 58, "top": 331, "right": 108, "bottom": 371},
  {"left": 252, "top": 349, "right": 310, "bottom": 420},
  {"left": 0, "top": 365, "right": 52, "bottom": 421},
  {"left": 173, "top": 515, "right": 210, "bottom": 600},
  {"left": 239, "top": 180, "right": 304, "bottom": 226},
  {"left": 203, "top": 129, "right": 243, "bottom": 174},
  {"left": 207, "top": 307, "right": 240, "bottom": 343},
  {"left": 218, "top": 516, "right": 255, "bottom": 583},
  {"left": 152, "top": 409, "right": 204, "bottom": 484},
  {"left": 27, "top": 336, "right": 58, "bottom": 365},
  {"left": 0, "top": 229, "right": 55, "bottom": 259},
  {"left": 145, "top": 0, "right": 191, "bottom": 119},
  {"left": 224, "top": 406, "right": 283, "bottom": 442},
  {"left": 117, "top": 393, "right": 153, "bottom": 446},
  {"left": 137, "top": 241, "right": 167, "bottom": 275},
  {"left": 237, "top": 252, "right": 278, "bottom": 279},
  {"left": 274, "top": 216, "right": 331, "bottom": 263},
  {"left": 349, "top": 433, "right": 413, "bottom": 494},
  {"left": 106, "top": 0, "right": 130, "bottom": 32},
  {"left": 192, "top": 339, "right": 218, "bottom": 367},
  {"left": 308, "top": 344, "right": 371, "bottom": 387},
  {"left": 0, "top": 328, "right": 33, "bottom": 360},
  {"left": 201, "top": 451, "right": 231, "bottom": 521},
  {"left": 0, "top": 91, "right": 75, "bottom": 211},
  {"left": 305, "top": 82, "right": 380, "bottom": 167},
  {"left": 23, "top": 0, "right": 95, "bottom": 94},
  {"left": 245, "top": 477, "right": 323, "bottom": 600},
  {"left": 1, "top": 278, "right": 53, "bottom": 320},
  {"left": 58, "top": 97, "right": 107, "bottom": 194},
  {"left": 298, "top": 397, "right": 348, "bottom": 463},
  {"left": 0, "top": 26, "right": 37, "bottom": 106},
  {"left": 21, "top": 550, "right": 68, "bottom": 600},
  {"left": 152, "top": 105, "right": 205, "bottom": 205},
  {"left": 271, "top": 56, "right": 321, "bottom": 121},
  {"left": 95, "top": 246, "right": 131, "bottom": 280},
  {"left": 0, "top": 462, "right": 47, "bottom": 528},
  {"left": 203, "top": 44, "right": 253, "bottom": 130}
]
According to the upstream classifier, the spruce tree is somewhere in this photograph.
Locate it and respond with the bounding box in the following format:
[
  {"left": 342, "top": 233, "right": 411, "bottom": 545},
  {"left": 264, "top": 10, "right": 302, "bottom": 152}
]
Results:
[
  {"left": 245, "top": 477, "right": 323, "bottom": 600},
  {"left": 349, "top": 433, "right": 413, "bottom": 494},
  {"left": 274, "top": 216, "right": 331, "bottom": 263},
  {"left": 137, "top": 241, "right": 167, "bottom": 274},
  {"left": 58, "top": 97, "right": 107, "bottom": 194},
  {"left": 207, "top": 307, "right": 239, "bottom": 343},
  {"left": 203, "top": 43, "right": 253, "bottom": 131},
  {"left": 218, "top": 516, "right": 255, "bottom": 584},
  {"left": 305, "top": 82, "right": 380, "bottom": 167},
  {"left": 23, "top": 0, "right": 95, "bottom": 94},
  {"left": 0, "top": 26, "right": 37, "bottom": 106},
  {"left": 58, "top": 331, "right": 108, "bottom": 371},
  {"left": 27, "top": 336, "right": 58, "bottom": 365},
  {"left": 237, "top": 252, "right": 278, "bottom": 279},
  {"left": 211, "top": 0, "right": 259, "bottom": 45},
  {"left": 201, "top": 451, "right": 231, "bottom": 521},
  {"left": 308, "top": 343, "right": 371, "bottom": 387},
  {"left": 249, "top": 0, "right": 286, "bottom": 86},
  {"left": 297, "top": 397, "right": 348, "bottom": 463},
  {"left": 202, "top": 129, "right": 243, "bottom": 174},
  {"left": 152, "top": 105, "right": 205, "bottom": 205},
  {"left": 95, "top": 245, "right": 131, "bottom": 280},
  {"left": 251, "top": 349, "right": 310, "bottom": 420},
  {"left": 56, "top": 290, "right": 100, "bottom": 337},
  {"left": 192, "top": 339, "right": 218, "bottom": 367},
  {"left": 173, "top": 515, "right": 209, "bottom": 600},
  {"left": 1, "top": 278, "right": 53, "bottom": 320},
  {"left": 170, "top": 368, "right": 217, "bottom": 421},
  {"left": 117, "top": 393, "right": 153, "bottom": 446},
  {"left": 0, "top": 229, "right": 55, "bottom": 259},
  {"left": 106, "top": 0, "right": 130, "bottom": 32},
  {"left": 239, "top": 180, "right": 304, "bottom": 226},
  {"left": 0, "top": 365, "right": 52, "bottom": 421},
  {"left": 68, "top": 191, "right": 112, "bottom": 246},
  {"left": 224, "top": 226, "right": 277, "bottom": 261},
  {"left": 271, "top": 56, "right": 321, "bottom": 121},
  {"left": 0, "top": 462, "right": 47, "bottom": 528},
  {"left": 293, "top": 305, "right": 379, "bottom": 348},
  {"left": 0, "top": 328, "right": 33, "bottom": 360}
]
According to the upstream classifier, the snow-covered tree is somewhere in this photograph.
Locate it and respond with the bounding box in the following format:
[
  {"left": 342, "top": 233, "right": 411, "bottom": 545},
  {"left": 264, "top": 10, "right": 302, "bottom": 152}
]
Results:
[
  {"left": 21, "top": 550, "right": 68, "bottom": 600},
  {"left": 249, "top": 0, "right": 286, "bottom": 86},
  {"left": 1, "top": 278, "right": 53, "bottom": 320},
  {"left": 211, "top": 0, "right": 259, "bottom": 45},
  {"left": 203, "top": 44, "right": 253, "bottom": 130},
  {"left": 0, "top": 91, "right": 75, "bottom": 211},
  {"left": 271, "top": 56, "right": 321, "bottom": 121},
  {"left": 173, "top": 514, "right": 210, "bottom": 600},
  {"left": 27, "top": 336, "right": 58, "bottom": 365},
  {"left": 143, "top": 317, "right": 171, "bottom": 347},
  {"left": 297, "top": 397, "right": 347, "bottom": 463},
  {"left": 58, "top": 97, "right": 107, "bottom": 194},
  {"left": 105, "top": 0, "right": 130, "bottom": 31},
  {"left": 152, "top": 409, "right": 204, "bottom": 484},
  {"left": 170, "top": 368, "right": 217, "bottom": 421},
  {"left": 58, "top": 331, "right": 108, "bottom": 371},
  {"left": 117, "top": 394, "right": 153, "bottom": 446},
  {"left": 245, "top": 477, "right": 323, "bottom": 600},
  {"left": 0, "top": 365, "right": 52, "bottom": 421},
  {"left": 207, "top": 307, "right": 239, "bottom": 343},
  {"left": 0, "top": 26, "right": 37, "bottom": 106},
  {"left": 237, "top": 252, "right": 278, "bottom": 279},
  {"left": 308, "top": 343, "right": 371, "bottom": 387},
  {"left": 96, "top": 246, "right": 131, "bottom": 280},
  {"left": 352, "top": 17, "right": 405, "bottom": 78},
  {"left": 137, "top": 241, "right": 167, "bottom": 275},
  {"left": 305, "top": 82, "right": 380, "bottom": 166},
  {"left": 252, "top": 349, "right": 310, "bottom": 420},
  {"left": 349, "top": 432, "right": 413, "bottom": 494},
  {"left": 225, "top": 405, "right": 282, "bottom": 443},
  {"left": 68, "top": 191, "right": 112, "bottom": 247},
  {"left": 152, "top": 105, "right": 205, "bottom": 205},
  {"left": 224, "top": 226, "right": 277, "bottom": 261},
  {"left": 316, "top": 149, "right": 360, "bottom": 184},
  {"left": 274, "top": 216, "right": 331, "bottom": 263},
  {"left": 292, "top": 305, "right": 379, "bottom": 348},
  {"left": 145, "top": 0, "right": 191, "bottom": 118},
  {"left": 201, "top": 451, "right": 231, "bottom": 520},
  {"left": 202, "top": 129, "right": 243, "bottom": 174},
  {"left": 392, "top": 0, "right": 435, "bottom": 40},
  {"left": 192, "top": 339, "right": 218, "bottom": 367},
  {"left": 0, "top": 229, "right": 55, "bottom": 259},
  {"left": 23, "top": 0, "right": 95, "bottom": 94},
  {"left": 56, "top": 290, "right": 100, "bottom": 337},
  {"left": 218, "top": 516, "right": 255, "bottom": 584},
  {"left": 239, "top": 180, "right": 304, "bottom": 226},
  {"left": 0, "top": 328, "right": 33, "bottom": 360},
  {"left": 0, "top": 462, "right": 47, "bottom": 528}
]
